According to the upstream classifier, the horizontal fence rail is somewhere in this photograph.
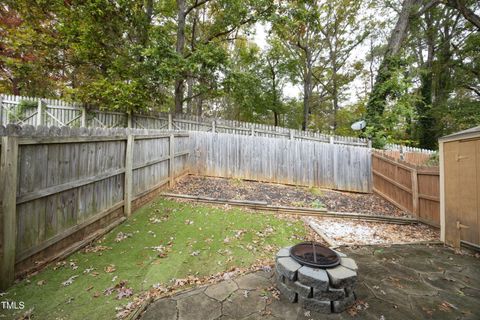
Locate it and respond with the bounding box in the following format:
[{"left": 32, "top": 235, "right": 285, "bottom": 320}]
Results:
[
  {"left": 0, "top": 125, "right": 189, "bottom": 289},
  {"left": 189, "top": 131, "right": 372, "bottom": 193},
  {"left": 372, "top": 151, "right": 440, "bottom": 227},
  {"left": 0, "top": 94, "right": 370, "bottom": 147}
]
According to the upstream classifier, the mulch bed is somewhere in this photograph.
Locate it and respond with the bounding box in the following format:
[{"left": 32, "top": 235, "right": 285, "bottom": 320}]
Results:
[{"left": 169, "top": 175, "right": 411, "bottom": 218}]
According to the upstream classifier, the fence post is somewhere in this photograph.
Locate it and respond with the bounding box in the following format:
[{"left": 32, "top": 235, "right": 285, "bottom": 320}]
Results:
[
  {"left": 168, "top": 114, "right": 173, "bottom": 131},
  {"left": 212, "top": 120, "right": 216, "bottom": 133},
  {"left": 329, "top": 136, "right": 338, "bottom": 188},
  {"left": 367, "top": 139, "right": 372, "bottom": 149},
  {"left": 0, "top": 136, "right": 18, "bottom": 290},
  {"left": 124, "top": 135, "right": 134, "bottom": 216},
  {"left": 36, "top": 99, "right": 44, "bottom": 126},
  {"left": 250, "top": 125, "right": 255, "bottom": 136},
  {"left": 411, "top": 168, "right": 419, "bottom": 218},
  {"left": 0, "top": 95, "right": 3, "bottom": 126},
  {"left": 127, "top": 112, "right": 133, "bottom": 128},
  {"left": 80, "top": 106, "right": 87, "bottom": 127},
  {"left": 169, "top": 134, "right": 175, "bottom": 187},
  {"left": 289, "top": 130, "right": 294, "bottom": 140}
]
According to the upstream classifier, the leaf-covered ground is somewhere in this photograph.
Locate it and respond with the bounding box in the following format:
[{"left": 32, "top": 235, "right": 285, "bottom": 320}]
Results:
[
  {"left": 171, "top": 175, "right": 410, "bottom": 217},
  {"left": 309, "top": 217, "right": 439, "bottom": 246},
  {"left": 3, "top": 199, "right": 307, "bottom": 320}
]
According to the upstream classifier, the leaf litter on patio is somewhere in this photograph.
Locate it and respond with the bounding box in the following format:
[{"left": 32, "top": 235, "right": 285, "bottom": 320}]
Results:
[
  {"left": 170, "top": 175, "right": 410, "bottom": 217},
  {"left": 3, "top": 198, "right": 311, "bottom": 320},
  {"left": 311, "top": 217, "right": 439, "bottom": 245}
]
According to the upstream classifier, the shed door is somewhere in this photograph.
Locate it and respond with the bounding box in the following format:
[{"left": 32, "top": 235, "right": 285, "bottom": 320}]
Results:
[{"left": 444, "top": 139, "right": 480, "bottom": 247}]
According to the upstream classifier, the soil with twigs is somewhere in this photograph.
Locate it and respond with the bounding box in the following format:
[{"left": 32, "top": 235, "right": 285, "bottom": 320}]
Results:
[{"left": 169, "top": 175, "right": 411, "bottom": 218}]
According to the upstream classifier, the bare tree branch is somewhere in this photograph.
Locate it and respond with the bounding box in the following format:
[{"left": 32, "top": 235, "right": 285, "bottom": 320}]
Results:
[
  {"left": 463, "top": 85, "right": 480, "bottom": 97},
  {"left": 184, "top": 0, "right": 212, "bottom": 18},
  {"left": 445, "top": 0, "right": 480, "bottom": 30}
]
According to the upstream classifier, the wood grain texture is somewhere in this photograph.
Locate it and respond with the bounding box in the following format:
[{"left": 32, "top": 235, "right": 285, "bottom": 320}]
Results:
[
  {"left": 124, "top": 135, "right": 133, "bottom": 216},
  {"left": 0, "top": 127, "right": 190, "bottom": 287},
  {"left": 188, "top": 131, "right": 371, "bottom": 193},
  {"left": 0, "top": 136, "right": 18, "bottom": 289},
  {"left": 372, "top": 151, "right": 440, "bottom": 227}
]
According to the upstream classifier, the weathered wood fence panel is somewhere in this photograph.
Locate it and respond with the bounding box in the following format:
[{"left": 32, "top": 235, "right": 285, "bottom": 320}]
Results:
[
  {"left": 372, "top": 151, "right": 440, "bottom": 227},
  {"left": 0, "top": 125, "right": 189, "bottom": 289},
  {"left": 189, "top": 132, "right": 372, "bottom": 193},
  {"left": 377, "top": 149, "right": 434, "bottom": 166}
]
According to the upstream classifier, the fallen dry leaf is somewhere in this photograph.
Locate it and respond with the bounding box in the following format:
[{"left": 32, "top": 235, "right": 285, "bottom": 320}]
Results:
[
  {"left": 105, "top": 265, "right": 116, "bottom": 273},
  {"left": 61, "top": 275, "right": 78, "bottom": 287},
  {"left": 115, "top": 232, "right": 132, "bottom": 242}
]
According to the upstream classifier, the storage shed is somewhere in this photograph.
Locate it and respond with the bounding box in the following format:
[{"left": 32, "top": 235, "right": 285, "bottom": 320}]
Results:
[{"left": 440, "top": 126, "right": 480, "bottom": 250}]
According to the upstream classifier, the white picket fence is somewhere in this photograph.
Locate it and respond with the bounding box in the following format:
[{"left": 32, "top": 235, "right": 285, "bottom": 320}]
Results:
[
  {"left": 385, "top": 143, "right": 436, "bottom": 154},
  {"left": 0, "top": 94, "right": 370, "bottom": 147}
]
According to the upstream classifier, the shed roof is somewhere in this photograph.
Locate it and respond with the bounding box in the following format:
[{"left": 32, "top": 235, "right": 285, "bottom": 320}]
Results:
[{"left": 439, "top": 126, "right": 480, "bottom": 141}]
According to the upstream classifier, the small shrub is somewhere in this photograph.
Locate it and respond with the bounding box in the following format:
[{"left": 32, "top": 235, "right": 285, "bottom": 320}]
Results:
[
  {"left": 8, "top": 99, "right": 38, "bottom": 122},
  {"left": 309, "top": 187, "right": 323, "bottom": 196},
  {"left": 311, "top": 199, "right": 325, "bottom": 209},
  {"left": 231, "top": 178, "right": 244, "bottom": 186},
  {"left": 291, "top": 201, "right": 306, "bottom": 207},
  {"left": 425, "top": 152, "right": 439, "bottom": 167}
]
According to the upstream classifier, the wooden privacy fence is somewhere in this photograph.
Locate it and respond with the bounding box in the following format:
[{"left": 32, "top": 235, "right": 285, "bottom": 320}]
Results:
[
  {"left": 377, "top": 149, "right": 435, "bottom": 166},
  {"left": 372, "top": 151, "right": 440, "bottom": 227},
  {"left": 189, "top": 132, "right": 372, "bottom": 193},
  {"left": 1, "top": 94, "right": 369, "bottom": 147},
  {"left": 0, "top": 125, "right": 189, "bottom": 289}
]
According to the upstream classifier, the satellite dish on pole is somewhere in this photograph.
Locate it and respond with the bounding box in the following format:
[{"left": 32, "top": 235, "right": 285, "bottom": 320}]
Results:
[{"left": 351, "top": 120, "right": 366, "bottom": 131}]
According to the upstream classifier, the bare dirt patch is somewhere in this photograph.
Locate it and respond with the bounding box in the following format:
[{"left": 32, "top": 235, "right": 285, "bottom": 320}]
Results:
[
  {"left": 310, "top": 217, "right": 439, "bottom": 246},
  {"left": 170, "top": 175, "right": 410, "bottom": 218}
]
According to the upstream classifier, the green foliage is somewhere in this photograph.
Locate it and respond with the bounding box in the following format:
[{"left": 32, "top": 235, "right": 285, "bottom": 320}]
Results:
[
  {"left": 0, "top": 0, "right": 478, "bottom": 146},
  {"left": 311, "top": 199, "right": 325, "bottom": 209},
  {"left": 367, "top": 2, "right": 480, "bottom": 149},
  {"left": 8, "top": 99, "right": 38, "bottom": 122},
  {"left": 332, "top": 101, "right": 366, "bottom": 137},
  {"left": 425, "top": 152, "right": 439, "bottom": 167},
  {"left": 366, "top": 55, "right": 420, "bottom": 148}
]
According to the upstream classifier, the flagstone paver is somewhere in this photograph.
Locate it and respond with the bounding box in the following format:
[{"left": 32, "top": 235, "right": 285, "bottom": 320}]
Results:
[
  {"left": 177, "top": 292, "right": 221, "bottom": 320},
  {"left": 140, "top": 244, "right": 480, "bottom": 320},
  {"left": 204, "top": 280, "right": 238, "bottom": 301}
]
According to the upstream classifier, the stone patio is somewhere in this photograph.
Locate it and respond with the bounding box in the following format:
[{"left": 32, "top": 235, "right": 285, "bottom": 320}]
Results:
[{"left": 140, "top": 244, "right": 480, "bottom": 320}]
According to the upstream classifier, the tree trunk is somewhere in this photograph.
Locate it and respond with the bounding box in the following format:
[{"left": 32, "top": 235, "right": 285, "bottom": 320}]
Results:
[
  {"left": 416, "top": 11, "right": 436, "bottom": 149},
  {"left": 186, "top": 77, "right": 194, "bottom": 114},
  {"left": 366, "top": 0, "right": 421, "bottom": 142},
  {"left": 384, "top": 0, "right": 421, "bottom": 57},
  {"left": 332, "top": 79, "right": 338, "bottom": 133},
  {"left": 332, "top": 52, "right": 339, "bottom": 133},
  {"left": 434, "top": 20, "right": 453, "bottom": 114},
  {"left": 186, "top": 13, "right": 199, "bottom": 115},
  {"left": 302, "top": 50, "right": 313, "bottom": 131},
  {"left": 196, "top": 96, "right": 203, "bottom": 117},
  {"left": 175, "top": 0, "right": 186, "bottom": 113},
  {"left": 11, "top": 78, "right": 20, "bottom": 95},
  {"left": 270, "top": 63, "right": 279, "bottom": 126}
]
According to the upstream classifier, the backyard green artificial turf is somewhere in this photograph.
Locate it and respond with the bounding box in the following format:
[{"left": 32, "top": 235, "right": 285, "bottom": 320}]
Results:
[{"left": 3, "top": 198, "right": 306, "bottom": 320}]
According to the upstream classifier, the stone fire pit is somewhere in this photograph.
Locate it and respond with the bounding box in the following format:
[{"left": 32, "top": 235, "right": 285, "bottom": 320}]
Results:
[{"left": 275, "top": 243, "right": 358, "bottom": 313}]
